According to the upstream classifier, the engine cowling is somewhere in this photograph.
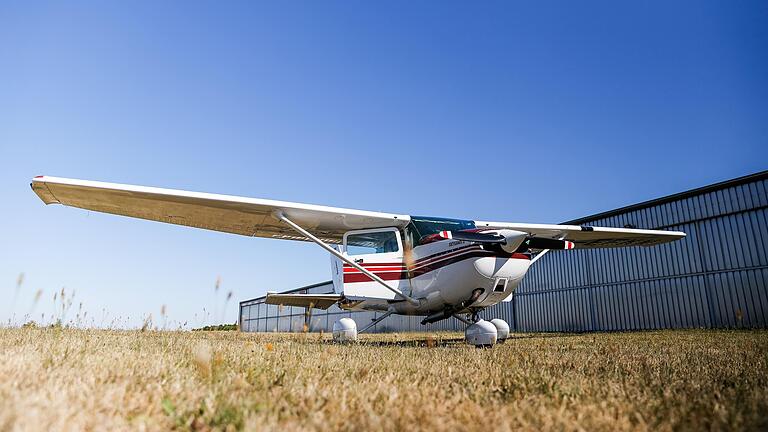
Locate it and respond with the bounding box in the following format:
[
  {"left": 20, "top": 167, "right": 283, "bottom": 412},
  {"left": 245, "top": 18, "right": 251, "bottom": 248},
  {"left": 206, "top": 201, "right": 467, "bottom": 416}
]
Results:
[{"left": 494, "top": 229, "right": 529, "bottom": 254}]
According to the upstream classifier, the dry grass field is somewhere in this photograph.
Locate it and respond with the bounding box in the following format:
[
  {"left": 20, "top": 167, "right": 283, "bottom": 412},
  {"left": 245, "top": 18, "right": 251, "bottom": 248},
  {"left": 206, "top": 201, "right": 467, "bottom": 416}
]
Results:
[{"left": 0, "top": 328, "right": 766, "bottom": 431}]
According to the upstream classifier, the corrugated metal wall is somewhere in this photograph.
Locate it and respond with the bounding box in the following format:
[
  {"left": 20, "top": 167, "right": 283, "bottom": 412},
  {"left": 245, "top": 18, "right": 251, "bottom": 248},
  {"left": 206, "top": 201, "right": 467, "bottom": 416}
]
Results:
[
  {"left": 240, "top": 172, "right": 768, "bottom": 333},
  {"left": 516, "top": 173, "right": 768, "bottom": 331}
]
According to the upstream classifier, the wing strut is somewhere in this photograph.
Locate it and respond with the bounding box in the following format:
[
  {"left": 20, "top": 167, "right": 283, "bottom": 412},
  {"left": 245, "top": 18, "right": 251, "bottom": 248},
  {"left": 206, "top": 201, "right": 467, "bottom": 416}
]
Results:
[
  {"left": 529, "top": 249, "right": 551, "bottom": 265},
  {"left": 274, "top": 211, "right": 419, "bottom": 306},
  {"left": 502, "top": 236, "right": 564, "bottom": 303},
  {"left": 358, "top": 311, "right": 393, "bottom": 334}
]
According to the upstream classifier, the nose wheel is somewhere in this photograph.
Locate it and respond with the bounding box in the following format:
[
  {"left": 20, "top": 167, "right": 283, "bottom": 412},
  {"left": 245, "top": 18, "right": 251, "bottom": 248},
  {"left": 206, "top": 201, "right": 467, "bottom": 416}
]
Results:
[
  {"left": 460, "top": 312, "right": 509, "bottom": 347},
  {"left": 460, "top": 309, "right": 494, "bottom": 347},
  {"left": 464, "top": 319, "right": 497, "bottom": 347}
]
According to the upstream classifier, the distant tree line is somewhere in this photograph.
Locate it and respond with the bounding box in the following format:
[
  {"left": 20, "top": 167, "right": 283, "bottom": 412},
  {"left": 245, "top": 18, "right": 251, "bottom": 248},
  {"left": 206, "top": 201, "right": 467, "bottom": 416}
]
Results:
[{"left": 192, "top": 323, "right": 238, "bottom": 331}]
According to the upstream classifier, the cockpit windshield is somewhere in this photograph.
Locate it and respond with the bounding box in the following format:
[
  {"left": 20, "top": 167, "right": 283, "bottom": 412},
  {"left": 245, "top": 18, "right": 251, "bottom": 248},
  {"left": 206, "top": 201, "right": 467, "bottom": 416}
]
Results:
[{"left": 406, "top": 216, "right": 476, "bottom": 246}]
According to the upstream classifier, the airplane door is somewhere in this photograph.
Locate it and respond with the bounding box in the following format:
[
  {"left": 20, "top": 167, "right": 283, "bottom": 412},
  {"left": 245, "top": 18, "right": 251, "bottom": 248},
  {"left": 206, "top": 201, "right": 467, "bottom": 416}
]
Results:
[{"left": 341, "top": 228, "right": 411, "bottom": 300}]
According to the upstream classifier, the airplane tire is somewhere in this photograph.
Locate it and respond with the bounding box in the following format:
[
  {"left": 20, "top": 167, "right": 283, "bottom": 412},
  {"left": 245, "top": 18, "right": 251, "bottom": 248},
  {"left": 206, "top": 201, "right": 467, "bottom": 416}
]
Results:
[
  {"left": 490, "top": 319, "right": 510, "bottom": 342},
  {"left": 465, "top": 319, "right": 497, "bottom": 348},
  {"left": 332, "top": 318, "right": 357, "bottom": 342}
]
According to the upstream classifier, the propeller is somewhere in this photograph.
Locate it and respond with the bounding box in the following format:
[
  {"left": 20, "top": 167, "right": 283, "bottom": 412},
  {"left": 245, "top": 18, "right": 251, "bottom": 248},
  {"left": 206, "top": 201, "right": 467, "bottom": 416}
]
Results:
[
  {"left": 435, "top": 229, "right": 575, "bottom": 252},
  {"left": 435, "top": 230, "right": 505, "bottom": 244},
  {"left": 523, "top": 237, "right": 575, "bottom": 250}
]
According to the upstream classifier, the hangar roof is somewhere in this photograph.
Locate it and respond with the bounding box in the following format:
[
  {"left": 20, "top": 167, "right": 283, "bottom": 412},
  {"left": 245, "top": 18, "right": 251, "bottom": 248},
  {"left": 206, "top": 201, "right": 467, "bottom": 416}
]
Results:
[
  {"left": 239, "top": 280, "right": 333, "bottom": 306},
  {"left": 562, "top": 170, "right": 768, "bottom": 225}
]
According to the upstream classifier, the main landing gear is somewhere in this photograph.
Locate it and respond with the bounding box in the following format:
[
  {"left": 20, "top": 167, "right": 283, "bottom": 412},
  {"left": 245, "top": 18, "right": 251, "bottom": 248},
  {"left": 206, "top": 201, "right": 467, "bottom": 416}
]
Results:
[
  {"left": 332, "top": 311, "right": 394, "bottom": 343},
  {"left": 332, "top": 318, "right": 358, "bottom": 342}
]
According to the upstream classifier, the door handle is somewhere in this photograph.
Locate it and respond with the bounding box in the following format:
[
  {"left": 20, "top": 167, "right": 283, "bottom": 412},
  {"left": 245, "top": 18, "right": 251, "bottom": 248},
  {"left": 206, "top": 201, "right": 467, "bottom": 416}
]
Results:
[{"left": 355, "top": 258, "right": 364, "bottom": 264}]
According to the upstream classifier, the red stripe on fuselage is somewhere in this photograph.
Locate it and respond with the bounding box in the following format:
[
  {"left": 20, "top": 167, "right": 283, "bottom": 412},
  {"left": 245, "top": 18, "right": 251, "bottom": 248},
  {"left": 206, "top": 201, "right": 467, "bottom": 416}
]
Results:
[
  {"left": 413, "top": 245, "right": 530, "bottom": 267},
  {"left": 408, "top": 245, "right": 488, "bottom": 271},
  {"left": 343, "top": 268, "right": 405, "bottom": 273},
  {"left": 342, "top": 263, "right": 406, "bottom": 273},
  {"left": 341, "top": 246, "right": 530, "bottom": 283},
  {"left": 343, "top": 271, "right": 410, "bottom": 283}
]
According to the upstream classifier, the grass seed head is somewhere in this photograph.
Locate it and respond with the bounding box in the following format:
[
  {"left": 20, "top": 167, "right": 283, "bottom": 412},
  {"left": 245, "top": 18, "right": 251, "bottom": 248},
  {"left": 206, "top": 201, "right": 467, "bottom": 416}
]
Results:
[{"left": 192, "top": 341, "right": 212, "bottom": 379}]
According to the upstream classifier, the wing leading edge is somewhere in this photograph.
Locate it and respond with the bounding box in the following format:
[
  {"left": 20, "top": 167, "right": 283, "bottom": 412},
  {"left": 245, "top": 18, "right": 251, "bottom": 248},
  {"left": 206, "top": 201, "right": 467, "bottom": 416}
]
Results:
[
  {"left": 474, "top": 221, "right": 686, "bottom": 248},
  {"left": 31, "top": 176, "right": 410, "bottom": 243}
]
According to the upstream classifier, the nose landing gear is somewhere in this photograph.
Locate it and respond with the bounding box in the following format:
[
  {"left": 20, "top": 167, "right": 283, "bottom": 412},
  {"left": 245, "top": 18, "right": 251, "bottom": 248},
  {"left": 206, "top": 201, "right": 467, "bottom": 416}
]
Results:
[
  {"left": 464, "top": 319, "right": 497, "bottom": 347},
  {"left": 460, "top": 312, "right": 509, "bottom": 348},
  {"left": 470, "top": 311, "right": 480, "bottom": 323}
]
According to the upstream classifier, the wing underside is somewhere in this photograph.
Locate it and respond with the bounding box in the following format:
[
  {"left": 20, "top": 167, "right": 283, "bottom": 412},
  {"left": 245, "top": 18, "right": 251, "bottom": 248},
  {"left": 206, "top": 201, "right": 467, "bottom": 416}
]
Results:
[
  {"left": 30, "top": 176, "right": 685, "bottom": 249},
  {"left": 474, "top": 221, "right": 686, "bottom": 248},
  {"left": 31, "top": 176, "right": 410, "bottom": 243}
]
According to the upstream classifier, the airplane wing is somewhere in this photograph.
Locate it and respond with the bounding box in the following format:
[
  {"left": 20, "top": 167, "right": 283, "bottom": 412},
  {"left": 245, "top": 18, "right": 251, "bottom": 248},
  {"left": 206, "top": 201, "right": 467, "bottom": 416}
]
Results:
[
  {"left": 31, "top": 176, "right": 410, "bottom": 244},
  {"left": 265, "top": 293, "right": 342, "bottom": 310},
  {"left": 474, "top": 220, "right": 685, "bottom": 248}
]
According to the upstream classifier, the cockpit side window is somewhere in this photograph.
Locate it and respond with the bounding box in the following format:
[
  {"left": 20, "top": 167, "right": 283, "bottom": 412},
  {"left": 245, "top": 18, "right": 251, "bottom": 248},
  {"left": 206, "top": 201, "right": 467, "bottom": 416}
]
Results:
[{"left": 345, "top": 230, "right": 400, "bottom": 256}]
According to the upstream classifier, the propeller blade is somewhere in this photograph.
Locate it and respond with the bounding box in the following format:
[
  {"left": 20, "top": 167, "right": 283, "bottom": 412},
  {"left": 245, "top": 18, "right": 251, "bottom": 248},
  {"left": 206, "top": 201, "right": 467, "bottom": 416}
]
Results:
[
  {"left": 524, "top": 237, "right": 575, "bottom": 250},
  {"left": 436, "top": 230, "right": 505, "bottom": 244},
  {"left": 433, "top": 230, "right": 575, "bottom": 251}
]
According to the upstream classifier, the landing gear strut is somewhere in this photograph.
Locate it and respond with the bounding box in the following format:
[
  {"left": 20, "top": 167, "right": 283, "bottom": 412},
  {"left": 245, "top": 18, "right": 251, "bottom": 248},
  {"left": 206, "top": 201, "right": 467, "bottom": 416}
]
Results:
[{"left": 470, "top": 311, "right": 480, "bottom": 323}]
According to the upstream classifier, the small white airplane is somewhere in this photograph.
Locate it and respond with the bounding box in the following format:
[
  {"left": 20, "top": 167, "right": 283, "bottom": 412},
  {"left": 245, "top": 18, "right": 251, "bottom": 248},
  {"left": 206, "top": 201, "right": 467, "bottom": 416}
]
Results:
[{"left": 31, "top": 176, "right": 685, "bottom": 346}]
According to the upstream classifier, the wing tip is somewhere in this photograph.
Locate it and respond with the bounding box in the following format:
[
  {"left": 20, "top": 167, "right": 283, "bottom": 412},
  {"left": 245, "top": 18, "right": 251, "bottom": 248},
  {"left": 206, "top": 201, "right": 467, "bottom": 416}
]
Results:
[{"left": 30, "top": 176, "right": 60, "bottom": 205}]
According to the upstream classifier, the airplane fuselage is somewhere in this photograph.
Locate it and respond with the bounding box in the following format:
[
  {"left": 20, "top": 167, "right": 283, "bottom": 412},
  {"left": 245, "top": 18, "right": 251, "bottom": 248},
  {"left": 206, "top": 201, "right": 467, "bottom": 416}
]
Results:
[{"left": 335, "top": 219, "right": 532, "bottom": 318}]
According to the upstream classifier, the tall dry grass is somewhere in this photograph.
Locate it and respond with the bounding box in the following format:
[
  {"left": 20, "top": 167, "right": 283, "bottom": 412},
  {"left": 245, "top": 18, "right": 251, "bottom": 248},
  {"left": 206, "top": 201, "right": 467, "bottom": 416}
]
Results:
[
  {"left": 5, "top": 273, "right": 236, "bottom": 331},
  {"left": 0, "top": 328, "right": 766, "bottom": 431}
]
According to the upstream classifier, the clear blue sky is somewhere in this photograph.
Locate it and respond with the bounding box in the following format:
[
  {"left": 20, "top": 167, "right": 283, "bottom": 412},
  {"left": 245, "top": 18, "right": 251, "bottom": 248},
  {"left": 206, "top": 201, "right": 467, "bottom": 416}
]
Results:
[{"left": 1, "top": 1, "right": 766, "bottom": 328}]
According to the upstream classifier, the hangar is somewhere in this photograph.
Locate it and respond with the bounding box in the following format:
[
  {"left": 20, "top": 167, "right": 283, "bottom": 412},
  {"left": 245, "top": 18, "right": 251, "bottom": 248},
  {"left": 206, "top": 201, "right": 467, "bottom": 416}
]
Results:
[{"left": 239, "top": 171, "right": 768, "bottom": 333}]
